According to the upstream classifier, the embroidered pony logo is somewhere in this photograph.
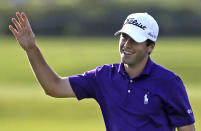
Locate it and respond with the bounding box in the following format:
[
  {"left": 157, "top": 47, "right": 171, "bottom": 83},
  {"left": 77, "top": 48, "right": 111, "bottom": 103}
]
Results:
[{"left": 144, "top": 93, "right": 149, "bottom": 104}]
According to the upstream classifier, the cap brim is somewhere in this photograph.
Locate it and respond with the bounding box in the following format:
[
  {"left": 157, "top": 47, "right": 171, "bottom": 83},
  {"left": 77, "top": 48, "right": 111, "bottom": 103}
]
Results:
[{"left": 114, "top": 24, "right": 147, "bottom": 43}]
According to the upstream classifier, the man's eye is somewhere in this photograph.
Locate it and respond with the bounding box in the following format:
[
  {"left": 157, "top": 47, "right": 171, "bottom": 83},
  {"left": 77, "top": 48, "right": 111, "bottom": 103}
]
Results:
[{"left": 122, "top": 38, "right": 127, "bottom": 42}]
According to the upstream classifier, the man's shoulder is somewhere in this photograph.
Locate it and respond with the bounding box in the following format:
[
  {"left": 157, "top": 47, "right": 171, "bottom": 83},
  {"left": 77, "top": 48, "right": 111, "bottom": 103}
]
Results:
[
  {"left": 152, "top": 63, "right": 178, "bottom": 80},
  {"left": 95, "top": 63, "right": 120, "bottom": 73},
  {"left": 151, "top": 63, "right": 183, "bottom": 92}
]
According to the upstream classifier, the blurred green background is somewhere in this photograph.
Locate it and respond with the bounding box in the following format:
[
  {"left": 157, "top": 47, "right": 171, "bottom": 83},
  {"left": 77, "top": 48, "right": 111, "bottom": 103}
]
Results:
[{"left": 1, "top": 0, "right": 201, "bottom": 131}]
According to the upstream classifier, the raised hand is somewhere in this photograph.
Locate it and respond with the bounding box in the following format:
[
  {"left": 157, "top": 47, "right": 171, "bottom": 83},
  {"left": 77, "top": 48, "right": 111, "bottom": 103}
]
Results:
[{"left": 9, "top": 12, "right": 36, "bottom": 51}]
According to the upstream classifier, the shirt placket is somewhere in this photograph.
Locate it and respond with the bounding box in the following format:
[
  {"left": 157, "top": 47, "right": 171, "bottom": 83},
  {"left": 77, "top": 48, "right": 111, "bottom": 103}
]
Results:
[
  {"left": 127, "top": 79, "right": 134, "bottom": 94},
  {"left": 122, "top": 78, "right": 135, "bottom": 106}
]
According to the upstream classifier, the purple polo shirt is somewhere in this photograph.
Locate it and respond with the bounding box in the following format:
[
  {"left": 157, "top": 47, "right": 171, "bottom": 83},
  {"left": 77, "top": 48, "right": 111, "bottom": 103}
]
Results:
[{"left": 69, "top": 57, "right": 195, "bottom": 131}]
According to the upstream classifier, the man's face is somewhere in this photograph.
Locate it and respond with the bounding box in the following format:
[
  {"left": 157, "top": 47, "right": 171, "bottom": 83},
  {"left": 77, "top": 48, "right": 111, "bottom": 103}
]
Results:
[{"left": 119, "top": 33, "right": 154, "bottom": 66}]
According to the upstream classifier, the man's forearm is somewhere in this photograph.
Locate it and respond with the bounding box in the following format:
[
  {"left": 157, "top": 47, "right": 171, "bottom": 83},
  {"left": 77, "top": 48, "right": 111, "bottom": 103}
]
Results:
[
  {"left": 177, "top": 124, "right": 195, "bottom": 131},
  {"left": 9, "top": 12, "right": 75, "bottom": 98},
  {"left": 26, "top": 45, "right": 60, "bottom": 94}
]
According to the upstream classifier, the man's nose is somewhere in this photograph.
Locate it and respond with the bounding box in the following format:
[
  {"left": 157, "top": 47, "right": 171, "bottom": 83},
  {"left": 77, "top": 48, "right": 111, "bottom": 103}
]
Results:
[{"left": 124, "top": 38, "right": 132, "bottom": 48}]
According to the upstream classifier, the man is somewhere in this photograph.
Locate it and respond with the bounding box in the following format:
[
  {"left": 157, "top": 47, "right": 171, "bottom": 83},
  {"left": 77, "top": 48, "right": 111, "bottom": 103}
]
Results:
[{"left": 9, "top": 12, "right": 195, "bottom": 131}]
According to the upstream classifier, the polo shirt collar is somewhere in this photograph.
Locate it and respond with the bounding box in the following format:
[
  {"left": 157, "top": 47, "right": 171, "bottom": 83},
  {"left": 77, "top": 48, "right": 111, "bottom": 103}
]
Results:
[
  {"left": 118, "top": 62, "right": 126, "bottom": 77},
  {"left": 118, "top": 56, "right": 154, "bottom": 78},
  {"left": 141, "top": 56, "right": 154, "bottom": 75}
]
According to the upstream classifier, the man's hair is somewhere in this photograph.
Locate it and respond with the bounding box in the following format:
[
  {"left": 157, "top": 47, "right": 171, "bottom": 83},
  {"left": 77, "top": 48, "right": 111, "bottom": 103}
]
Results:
[
  {"left": 146, "top": 39, "right": 155, "bottom": 55},
  {"left": 146, "top": 39, "right": 155, "bottom": 47}
]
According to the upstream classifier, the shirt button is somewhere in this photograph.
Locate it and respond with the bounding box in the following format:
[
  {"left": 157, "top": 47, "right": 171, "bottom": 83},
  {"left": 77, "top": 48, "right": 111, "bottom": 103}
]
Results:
[
  {"left": 128, "top": 90, "right": 131, "bottom": 93},
  {"left": 130, "top": 80, "right": 133, "bottom": 83}
]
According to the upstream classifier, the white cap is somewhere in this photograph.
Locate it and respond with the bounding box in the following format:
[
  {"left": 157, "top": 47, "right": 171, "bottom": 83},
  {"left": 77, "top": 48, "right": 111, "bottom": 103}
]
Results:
[{"left": 115, "top": 12, "right": 159, "bottom": 43}]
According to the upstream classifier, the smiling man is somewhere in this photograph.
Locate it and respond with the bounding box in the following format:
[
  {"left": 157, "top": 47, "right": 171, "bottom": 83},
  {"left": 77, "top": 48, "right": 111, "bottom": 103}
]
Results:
[{"left": 9, "top": 12, "right": 195, "bottom": 131}]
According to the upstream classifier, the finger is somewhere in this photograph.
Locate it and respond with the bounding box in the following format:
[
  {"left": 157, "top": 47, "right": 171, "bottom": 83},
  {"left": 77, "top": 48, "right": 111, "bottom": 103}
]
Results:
[
  {"left": 12, "top": 18, "right": 22, "bottom": 31},
  {"left": 16, "top": 12, "right": 25, "bottom": 27},
  {"left": 9, "top": 25, "right": 18, "bottom": 37},
  {"left": 21, "top": 12, "right": 31, "bottom": 27}
]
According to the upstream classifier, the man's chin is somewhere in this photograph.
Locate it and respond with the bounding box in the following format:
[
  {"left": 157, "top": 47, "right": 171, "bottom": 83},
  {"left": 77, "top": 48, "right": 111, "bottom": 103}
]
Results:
[{"left": 121, "top": 58, "right": 133, "bottom": 65}]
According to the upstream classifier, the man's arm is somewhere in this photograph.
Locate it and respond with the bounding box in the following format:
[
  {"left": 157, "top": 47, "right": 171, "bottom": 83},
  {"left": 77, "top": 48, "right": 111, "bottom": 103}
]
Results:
[
  {"left": 9, "top": 12, "right": 76, "bottom": 98},
  {"left": 177, "top": 124, "right": 195, "bottom": 131}
]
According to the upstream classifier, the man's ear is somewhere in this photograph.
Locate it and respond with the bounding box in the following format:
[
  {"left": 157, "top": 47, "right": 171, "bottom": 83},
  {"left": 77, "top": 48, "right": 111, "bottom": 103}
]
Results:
[{"left": 148, "top": 43, "right": 155, "bottom": 55}]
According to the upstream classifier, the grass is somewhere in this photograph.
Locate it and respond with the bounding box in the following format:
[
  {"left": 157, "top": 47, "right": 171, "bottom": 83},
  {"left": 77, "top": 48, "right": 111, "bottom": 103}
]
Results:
[
  {"left": 0, "top": 36, "right": 201, "bottom": 130},
  {"left": 0, "top": 85, "right": 105, "bottom": 131}
]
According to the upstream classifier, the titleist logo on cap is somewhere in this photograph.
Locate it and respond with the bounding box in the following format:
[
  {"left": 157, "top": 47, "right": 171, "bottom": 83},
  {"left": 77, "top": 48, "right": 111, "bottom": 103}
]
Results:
[{"left": 124, "top": 18, "right": 147, "bottom": 30}]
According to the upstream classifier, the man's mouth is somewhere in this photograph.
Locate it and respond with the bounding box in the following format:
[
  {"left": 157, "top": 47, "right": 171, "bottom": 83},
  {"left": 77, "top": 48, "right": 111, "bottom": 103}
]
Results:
[
  {"left": 123, "top": 51, "right": 133, "bottom": 55},
  {"left": 122, "top": 49, "right": 134, "bottom": 55}
]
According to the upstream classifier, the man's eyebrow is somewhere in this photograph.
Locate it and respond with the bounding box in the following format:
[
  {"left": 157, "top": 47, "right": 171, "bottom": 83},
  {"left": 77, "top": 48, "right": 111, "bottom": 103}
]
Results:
[{"left": 122, "top": 33, "right": 127, "bottom": 37}]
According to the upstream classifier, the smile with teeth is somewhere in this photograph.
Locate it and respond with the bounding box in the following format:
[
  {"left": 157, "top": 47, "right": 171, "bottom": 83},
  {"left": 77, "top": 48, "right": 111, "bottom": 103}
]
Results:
[{"left": 123, "top": 50, "right": 133, "bottom": 55}]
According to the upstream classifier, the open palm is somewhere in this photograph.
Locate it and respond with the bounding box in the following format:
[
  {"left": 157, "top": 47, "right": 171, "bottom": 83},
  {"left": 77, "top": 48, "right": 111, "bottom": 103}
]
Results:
[{"left": 9, "top": 12, "right": 36, "bottom": 51}]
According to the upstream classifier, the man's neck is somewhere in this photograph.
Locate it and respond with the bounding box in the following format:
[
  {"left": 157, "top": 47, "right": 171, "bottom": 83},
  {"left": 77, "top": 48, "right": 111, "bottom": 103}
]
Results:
[{"left": 124, "top": 56, "right": 148, "bottom": 79}]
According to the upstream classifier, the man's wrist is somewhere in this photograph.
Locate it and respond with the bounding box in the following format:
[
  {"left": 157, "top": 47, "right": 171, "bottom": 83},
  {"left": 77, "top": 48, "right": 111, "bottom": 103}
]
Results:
[{"left": 25, "top": 44, "right": 38, "bottom": 53}]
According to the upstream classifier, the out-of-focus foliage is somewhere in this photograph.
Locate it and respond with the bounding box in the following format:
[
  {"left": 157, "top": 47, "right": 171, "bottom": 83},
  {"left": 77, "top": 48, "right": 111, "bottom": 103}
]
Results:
[{"left": 2, "top": 0, "right": 201, "bottom": 36}]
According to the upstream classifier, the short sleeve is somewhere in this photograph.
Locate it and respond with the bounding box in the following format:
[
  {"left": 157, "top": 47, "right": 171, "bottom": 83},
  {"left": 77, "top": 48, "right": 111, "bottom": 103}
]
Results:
[
  {"left": 164, "top": 76, "right": 195, "bottom": 127},
  {"left": 68, "top": 69, "right": 98, "bottom": 100}
]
